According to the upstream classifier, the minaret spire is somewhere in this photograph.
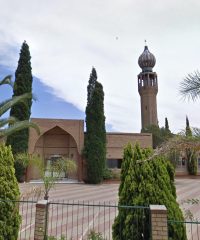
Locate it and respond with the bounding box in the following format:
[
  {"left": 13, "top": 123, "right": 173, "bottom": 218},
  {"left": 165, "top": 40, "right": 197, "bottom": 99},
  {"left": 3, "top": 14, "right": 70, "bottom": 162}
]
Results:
[{"left": 137, "top": 45, "right": 158, "bottom": 129}]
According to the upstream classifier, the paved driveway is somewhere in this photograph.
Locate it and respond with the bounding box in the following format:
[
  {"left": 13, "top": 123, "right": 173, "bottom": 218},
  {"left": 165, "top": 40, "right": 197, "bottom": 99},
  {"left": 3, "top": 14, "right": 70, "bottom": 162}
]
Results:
[{"left": 20, "top": 178, "right": 200, "bottom": 205}]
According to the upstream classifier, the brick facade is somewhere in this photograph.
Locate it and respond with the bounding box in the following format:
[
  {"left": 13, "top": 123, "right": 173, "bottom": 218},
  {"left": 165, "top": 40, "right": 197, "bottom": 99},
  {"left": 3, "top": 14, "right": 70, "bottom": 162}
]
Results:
[{"left": 27, "top": 118, "right": 152, "bottom": 181}]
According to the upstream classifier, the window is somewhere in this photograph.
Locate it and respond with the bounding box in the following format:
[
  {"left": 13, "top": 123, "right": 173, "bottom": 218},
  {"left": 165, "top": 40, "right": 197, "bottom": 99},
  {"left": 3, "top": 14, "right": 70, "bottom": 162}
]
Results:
[{"left": 107, "top": 159, "right": 122, "bottom": 169}]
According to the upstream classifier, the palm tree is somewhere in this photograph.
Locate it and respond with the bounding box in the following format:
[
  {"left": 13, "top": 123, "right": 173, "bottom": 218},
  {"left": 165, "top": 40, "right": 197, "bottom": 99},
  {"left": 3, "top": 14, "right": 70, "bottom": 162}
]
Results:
[
  {"left": 0, "top": 75, "right": 39, "bottom": 138},
  {"left": 180, "top": 70, "right": 200, "bottom": 101}
]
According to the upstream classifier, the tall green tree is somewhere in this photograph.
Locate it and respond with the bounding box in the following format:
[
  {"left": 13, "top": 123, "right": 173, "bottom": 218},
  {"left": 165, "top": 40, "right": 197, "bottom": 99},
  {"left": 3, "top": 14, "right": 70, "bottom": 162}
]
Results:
[
  {"left": 186, "top": 116, "right": 192, "bottom": 136},
  {"left": 84, "top": 68, "right": 106, "bottom": 184},
  {"left": 185, "top": 116, "right": 197, "bottom": 175},
  {"left": 165, "top": 117, "right": 169, "bottom": 131},
  {"left": 142, "top": 119, "right": 173, "bottom": 149},
  {"left": 113, "top": 143, "right": 186, "bottom": 240},
  {"left": 87, "top": 67, "right": 97, "bottom": 103},
  {"left": 6, "top": 41, "right": 33, "bottom": 154}
]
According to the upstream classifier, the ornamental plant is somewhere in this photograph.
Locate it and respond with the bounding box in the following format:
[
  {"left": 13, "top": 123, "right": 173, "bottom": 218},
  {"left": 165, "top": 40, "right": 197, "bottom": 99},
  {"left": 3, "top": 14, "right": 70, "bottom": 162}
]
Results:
[
  {"left": 185, "top": 116, "right": 197, "bottom": 175},
  {"left": 113, "top": 143, "right": 187, "bottom": 240},
  {"left": 0, "top": 144, "right": 21, "bottom": 240},
  {"left": 84, "top": 68, "right": 106, "bottom": 184}
]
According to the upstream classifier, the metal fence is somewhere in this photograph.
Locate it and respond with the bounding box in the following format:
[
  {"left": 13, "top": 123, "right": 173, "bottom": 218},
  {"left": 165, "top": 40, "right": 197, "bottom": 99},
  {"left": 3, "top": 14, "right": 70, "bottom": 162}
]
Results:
[
  {"left": 0, "top": 199, "right": 150, "bottom": 240},
  {"left": 0, "top": 198, "right": 36, "bottom": 240},
  {"left": 47, "top": 201, "right": 150, "bottom": 240},
  {"left": 18, "top": 199, "right": 36, "bottom": 240},
  {"left": 168, "top": 219, "right": 200, "bottom": 240}
]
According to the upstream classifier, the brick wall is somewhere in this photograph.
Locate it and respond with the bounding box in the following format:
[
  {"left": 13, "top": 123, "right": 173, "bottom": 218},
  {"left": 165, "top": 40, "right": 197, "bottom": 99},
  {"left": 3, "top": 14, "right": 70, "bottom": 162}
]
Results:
[{"left": 150, "top": 205, "right": 168, "bottom": 240}]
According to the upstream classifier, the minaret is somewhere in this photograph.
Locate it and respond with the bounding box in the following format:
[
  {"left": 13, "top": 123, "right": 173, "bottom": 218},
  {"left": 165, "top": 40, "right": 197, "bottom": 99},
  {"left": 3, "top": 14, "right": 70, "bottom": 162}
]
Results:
[{"left": 138, "top": 45, "right": 158, "bottom": 129}]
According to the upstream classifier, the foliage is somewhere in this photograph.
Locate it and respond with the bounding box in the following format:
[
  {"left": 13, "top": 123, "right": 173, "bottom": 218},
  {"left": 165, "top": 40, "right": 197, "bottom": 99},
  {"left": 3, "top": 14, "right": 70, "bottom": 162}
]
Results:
[
  {"left": 31, "top": 155, "right": 77, "bottom": 200},
  {"left": 141, "top": 122, "right": 173, "bottom": 148},
  {"left": 14, "top": 152, "right": 30, "bottom": 182},
  {"left": 0, "top": 143, "right": 21, "bottom": 240},
  {"left": 84, "top": 68, "right": 106, "bottom": 184},
  {"left": 102, "top": 168, "right": 121, "bottom": 180},
  {"left": 47, "top": 236, "right": 65, "bottom": 240},
  {"left": 102, "top": 167, "right": 113, "bottom": 180},
  {"left": 6, "top": 41, "right": 33, "bottom": 155},
  {"left": 180, "top": 70, "right": 200, "bottom": 101},
  {"left": 165, "top": 117, "right": 169, "bottom": 131},
  {"left": 47, "top": 231, "right": 105, "bottom": 240},
  {"left": 167, "top": 149, "right": 181, "bottom": 167},
  {"left": 113, "top": 143, "right": 186, "bottom": 240},
  {"left": 185, "top": 116, "right": 197, "bottom": 175},
  {"left": 0, "top": 75, "right": 39, "bottom": 139},
  {"left": 87, "top": 230, "right": 105, "bottom": 240}
]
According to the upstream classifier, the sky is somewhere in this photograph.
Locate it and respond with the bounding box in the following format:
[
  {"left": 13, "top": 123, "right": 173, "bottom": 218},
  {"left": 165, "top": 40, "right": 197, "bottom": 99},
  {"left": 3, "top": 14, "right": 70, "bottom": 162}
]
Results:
[{"left": 0, "top": 0, "right": 200, "bottom": 133}]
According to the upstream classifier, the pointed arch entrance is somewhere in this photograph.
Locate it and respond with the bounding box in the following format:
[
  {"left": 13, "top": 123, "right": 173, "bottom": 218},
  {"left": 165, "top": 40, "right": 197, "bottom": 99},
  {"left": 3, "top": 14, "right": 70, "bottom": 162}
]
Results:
[{"left": 28, "top": 125, "right": 81, "bottom": 180}]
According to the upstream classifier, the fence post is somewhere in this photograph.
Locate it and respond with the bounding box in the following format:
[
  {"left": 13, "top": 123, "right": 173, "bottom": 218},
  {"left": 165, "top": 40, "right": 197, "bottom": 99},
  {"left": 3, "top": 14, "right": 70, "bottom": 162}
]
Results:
[
  {"left": 150, "top": 205, "right": 168, "bottom": 240},
  {"left": 34, "top": 200, "right": 49, "bottom": 240}
]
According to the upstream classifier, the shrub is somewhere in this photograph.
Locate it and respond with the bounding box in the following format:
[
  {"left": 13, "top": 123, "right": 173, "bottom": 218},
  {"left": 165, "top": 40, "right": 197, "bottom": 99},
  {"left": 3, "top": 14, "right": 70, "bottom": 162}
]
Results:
[
  {"left": 87, "top": 230, "right": 105, "bottom": 240},
  {"left": 47, "top": 236, "right": 65, "bottom": 240},
  {"left": 102, "top": 168, "right": 113, "bottom": 180},
  {"left": 0, "top": 144, "right": 21, "bottom": 240},
  {"left": 113, "top": 143, "right": 187, "bottom": 240}
]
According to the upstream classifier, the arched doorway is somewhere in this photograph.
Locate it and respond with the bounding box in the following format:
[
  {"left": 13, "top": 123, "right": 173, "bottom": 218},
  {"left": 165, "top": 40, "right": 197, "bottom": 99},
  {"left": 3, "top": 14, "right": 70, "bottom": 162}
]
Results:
[{"left": 28, "top": 126, "right": 79, "bottom": 180}]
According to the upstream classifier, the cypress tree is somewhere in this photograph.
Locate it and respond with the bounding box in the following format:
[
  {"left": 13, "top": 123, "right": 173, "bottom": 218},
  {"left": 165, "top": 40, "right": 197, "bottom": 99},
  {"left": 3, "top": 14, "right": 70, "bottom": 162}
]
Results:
[
  {"left": 87, "top": 67, "right": 97, "bottom": 103},
  {"left": 84, "top": 68, "right": 106, "bottom": 184},
  {"left": 165, "top": 117, "right": 169, "bottom": 131},
  {"left": 186, "top": 116, "right": 192, "bottom": 137},
  {"left": 185, "top": 116, "right": 197, "bottom": 175},
  {"left": 113, "top": 143, "right": 186, "bottom": 240},
  {"left": 0, "top": 144, "right": 21, "bottom": 239},
  {"left": 6, "top": 41, "right": 33, "bottom": 154}
]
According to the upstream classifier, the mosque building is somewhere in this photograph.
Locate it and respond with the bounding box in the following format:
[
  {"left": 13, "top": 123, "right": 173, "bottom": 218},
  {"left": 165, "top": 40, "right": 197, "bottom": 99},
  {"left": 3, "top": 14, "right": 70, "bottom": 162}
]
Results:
[{"left": 27, "top": 45, "right": 190, "bottom": 181}]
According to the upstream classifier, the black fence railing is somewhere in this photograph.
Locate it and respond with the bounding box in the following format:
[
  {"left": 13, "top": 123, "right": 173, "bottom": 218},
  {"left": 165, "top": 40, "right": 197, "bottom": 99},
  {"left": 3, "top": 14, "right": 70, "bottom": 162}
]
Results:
[
  {"left": 18, "top": 199, "right": 36, "bottom": 240},
  {"left": 168, "top": 219, "right": 200, "bottom": 240},
  {"left": 0, "top": 198, "right": 37, "bottom": 240},
  {"left": 0, "top": 199, "right": 150, "bottom": 240},
  {"left": 47, "top": 201, "right": 150, "bottom": 240}
]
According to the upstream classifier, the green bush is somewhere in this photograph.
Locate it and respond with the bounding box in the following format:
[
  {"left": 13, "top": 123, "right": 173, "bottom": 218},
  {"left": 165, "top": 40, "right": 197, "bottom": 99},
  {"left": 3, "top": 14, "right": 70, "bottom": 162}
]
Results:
[
  {"left": 186, "top": 149, "right": 197, "bottom": 175},
  {"left": 87, "top": 230, "right": 105, "bottom": 240},
  {"left": 47, "top": 231, "right": 105, "bottom": 240},
  {"left": 47, "top": 236, "right": 65, "bottom": 240},
  {"left": 102, "top": 168, "right": 113, "bottom": 180},
  {"left": 0, "top": 144, "right": 21, "bottom": 240},
  {"left": 113, "top": 143, "right": 187, "bottom": 240}
]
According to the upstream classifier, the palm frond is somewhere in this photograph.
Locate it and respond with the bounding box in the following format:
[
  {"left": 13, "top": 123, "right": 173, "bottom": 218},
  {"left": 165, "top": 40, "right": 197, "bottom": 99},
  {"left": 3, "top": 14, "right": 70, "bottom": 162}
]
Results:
[
  {"left": 0, "top": 75, "right": 13, "bottom": 87},
  {"left": 180, "top": 70, "right": 200, "bottom": 101},
  {"left": 0, "top": 93, "right": 32, "bottom": 117},
  {"left": 0, "top": 117, "right": 17, "bottom": 128},
  {"left": 0, "top": 120, "right": 40, "bottom": 138},
  {"left": 192, "top": 127, "right": 200, "bottom": 137}
]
